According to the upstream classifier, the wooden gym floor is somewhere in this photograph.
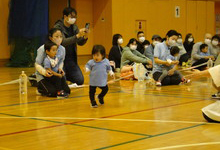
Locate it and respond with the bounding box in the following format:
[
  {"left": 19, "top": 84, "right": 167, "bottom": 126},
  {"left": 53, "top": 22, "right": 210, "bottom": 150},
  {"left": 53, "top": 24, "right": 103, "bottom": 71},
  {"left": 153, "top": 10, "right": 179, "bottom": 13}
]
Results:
[{"left": 0, "top": 66, "right": 220, "bottom": 150}]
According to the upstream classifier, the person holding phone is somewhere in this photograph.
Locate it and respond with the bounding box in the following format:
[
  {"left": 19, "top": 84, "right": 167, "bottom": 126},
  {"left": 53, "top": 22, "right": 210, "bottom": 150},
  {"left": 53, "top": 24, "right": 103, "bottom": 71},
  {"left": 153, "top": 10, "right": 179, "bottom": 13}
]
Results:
[{"left": 54, "top": 7, "right": 89, "bottom": 85}]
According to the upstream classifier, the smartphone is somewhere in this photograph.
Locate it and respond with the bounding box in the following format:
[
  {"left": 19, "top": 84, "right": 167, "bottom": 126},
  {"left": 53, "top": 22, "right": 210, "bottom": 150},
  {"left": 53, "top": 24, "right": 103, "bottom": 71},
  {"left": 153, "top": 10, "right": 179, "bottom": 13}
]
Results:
[{"left": 85, "top": 23, "right": 90, "bottom": 29}]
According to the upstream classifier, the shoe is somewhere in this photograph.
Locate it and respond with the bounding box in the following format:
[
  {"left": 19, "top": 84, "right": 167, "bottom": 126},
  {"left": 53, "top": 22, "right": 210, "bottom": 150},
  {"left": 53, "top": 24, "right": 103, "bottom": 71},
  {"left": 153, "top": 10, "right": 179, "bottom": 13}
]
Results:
[
  {"left": 68, "top": 83, "right": 84, "bottom": 88},
  {"left": 145, "top": 76, "right": 151, "bottom": 80},
  {"left": 97, "top": 95, "right": 104, "bottom": 105},
  {"left": 181, "top": 78, "right": 190, "bottom": 84},
  {"left": 57, "top": 90, "right": 68, "bottom": 98},
  {"left": 36, "top": 89, "right": 46, "bottom": 96},
  {"left": 91, "top": 100, "right": 98, "bottom": 108},
  {"left": 156, "top": 81, "right": 161, "bottom": 86},
  {"left": 212, "top": 92, "right": 220, "bottom": 99}
]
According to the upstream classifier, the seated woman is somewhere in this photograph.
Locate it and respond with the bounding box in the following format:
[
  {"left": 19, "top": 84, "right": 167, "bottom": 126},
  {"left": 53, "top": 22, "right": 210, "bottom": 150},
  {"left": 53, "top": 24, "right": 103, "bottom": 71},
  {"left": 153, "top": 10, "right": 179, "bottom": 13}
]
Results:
[
  {"left": 120, "top": 38, "right": 152, "bottom": 79},
  {"left": 153, "top": 30, "right": 182, "bottom": 86},
  {"left": 35, "top": 28, "right": 70, "bottom": 97},
  {"left": 210, "top": 35, "right": 220, "bottom": 59},
  {"left": 108, "top": 34, "right": 123, "bottom": 72},
  {"left": 176, "top": 33, "right": 187, "bottom": 65}
]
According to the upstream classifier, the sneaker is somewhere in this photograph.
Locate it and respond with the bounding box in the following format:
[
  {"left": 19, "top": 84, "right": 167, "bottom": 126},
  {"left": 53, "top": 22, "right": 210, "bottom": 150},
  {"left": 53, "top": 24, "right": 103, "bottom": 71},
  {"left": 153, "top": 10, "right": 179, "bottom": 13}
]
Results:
[
  {"left": 91, "top": 100, "right": 98, "bottom": 108},
  {"left": 181, "top": 78, "right": 190, "bottom": 84},
  {"left": 156, "top": 81, "right": 161, "bottom": 86},
  {"left": 57, "top": 90, "right": 68, "bottom": 98},
  {"left": 145, "top": 76, "right": 151, "bottom": 80},
  {"left": 212, "top": 92, "right": 220, "bottom": 99}
]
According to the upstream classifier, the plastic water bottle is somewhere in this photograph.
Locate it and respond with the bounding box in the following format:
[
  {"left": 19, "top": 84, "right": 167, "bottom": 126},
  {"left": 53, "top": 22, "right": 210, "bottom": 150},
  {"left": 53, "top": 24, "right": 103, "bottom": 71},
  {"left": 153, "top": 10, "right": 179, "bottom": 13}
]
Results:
[
  {"left": 207, "top": 58, "right": 213, "bottom": 68},
  {"left": 19, "top": 71, "right": 28, "bottom": 95},
  {"left": 137, "top": 63, "right": 144, "bottom": 82}
]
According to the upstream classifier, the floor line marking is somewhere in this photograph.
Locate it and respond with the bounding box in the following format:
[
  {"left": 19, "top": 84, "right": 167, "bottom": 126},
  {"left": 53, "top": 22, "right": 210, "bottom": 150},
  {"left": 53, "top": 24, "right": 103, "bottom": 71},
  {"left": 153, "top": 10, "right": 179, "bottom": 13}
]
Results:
[
  {"left": 0, "top": 113, "right": 151, "bottom": 137},
  {"left": 95, "top": 124, "right": 205, "bottom": 150},
  {"left": 0, "top": 116, "right": 215, "bottom": 124},
  {"left": 145, "top": 141, "right": 220, "bottom": 150},
  {"left": 0, "top": 99, "right": 206, "bottom": 137}
]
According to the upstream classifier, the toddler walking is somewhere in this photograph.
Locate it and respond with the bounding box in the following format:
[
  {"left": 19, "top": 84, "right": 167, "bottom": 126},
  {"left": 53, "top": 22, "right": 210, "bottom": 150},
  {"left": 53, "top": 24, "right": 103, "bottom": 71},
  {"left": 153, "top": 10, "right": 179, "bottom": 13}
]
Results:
[{"left": 85, "top": 45, "right": 115, "bottom": 107}]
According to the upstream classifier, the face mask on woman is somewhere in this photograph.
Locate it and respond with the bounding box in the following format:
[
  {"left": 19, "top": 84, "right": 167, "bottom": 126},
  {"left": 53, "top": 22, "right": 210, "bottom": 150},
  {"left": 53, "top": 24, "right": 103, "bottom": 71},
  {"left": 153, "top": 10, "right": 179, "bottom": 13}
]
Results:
[
  {"left": 204, "top": 39, "right": 211, "bottom": 45},
  {"left": 212, "top": 40, "right": 219, "bottom": 46},
  {"left": 177, "top": 38, "right": 182, "bottom": 44},
  {"left": 118, "top": 38, "right": 123, "bottom": 45},
  {"left": 168, "top": 38, "right": 176, "bottom": 46},
  {"left": 153, "top": 41, "right": 160, "bottom": 46},
  {"left": 130, "top": 45, "right": 137, "bottom": 50},
  {"left": 188, "top": 37, "right": 193, "bottom": 42},
  {"left": 53, "top": 37, "right": 62, "bottom": 46},
  {"left": 67, "top": 17, "right": 76, "bottom": 24},
  {"left": 139, "top": 37, "right": 145, "bottom": 43}
]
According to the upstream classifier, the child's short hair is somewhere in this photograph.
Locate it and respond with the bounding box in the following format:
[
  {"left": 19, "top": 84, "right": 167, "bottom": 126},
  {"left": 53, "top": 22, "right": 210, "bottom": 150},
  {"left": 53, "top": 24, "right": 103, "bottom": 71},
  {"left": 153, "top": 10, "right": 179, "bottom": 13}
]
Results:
[
  {"left": 200, "top": 43, "right": 208, "bottom": 52},
  {"left": 92, "top": 45, "right": 106, "bottom": 59},
  {"left": 170, "top": 46, "right": 180, "bottom": 56},
  {"left": 44, "top": 41, "right": 57, "bottom": 52}
]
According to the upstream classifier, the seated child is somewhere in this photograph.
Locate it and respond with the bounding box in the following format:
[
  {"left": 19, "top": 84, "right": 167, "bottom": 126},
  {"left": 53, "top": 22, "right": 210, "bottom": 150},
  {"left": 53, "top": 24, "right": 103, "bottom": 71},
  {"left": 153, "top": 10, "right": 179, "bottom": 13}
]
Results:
[
  {"left": 44, "top": 41, "right": 70, "bottom": 98},
  {"left": 156, "top": 46, "right": 189, "bottom": 86},
  {"left": 85, "top": 45, "right": 115, "bottom": 108},
  {"left": 199, "top": 44, "right": 209, "bottom": 57}
]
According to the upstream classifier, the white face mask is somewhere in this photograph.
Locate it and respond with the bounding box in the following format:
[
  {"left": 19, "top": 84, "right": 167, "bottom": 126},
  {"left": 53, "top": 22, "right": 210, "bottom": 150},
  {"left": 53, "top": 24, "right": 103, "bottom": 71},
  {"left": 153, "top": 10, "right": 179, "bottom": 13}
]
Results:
[
  {"left": 212, "top": 40, "right": 219, "bottom": 46},
  {"left": 53, "top": 38, "right": 62, "bottom": 46},
  {"left": 67, "top": 18, "right": 76, "bottom": 24},
  {"left": 204, "top": 39, "right": 211, "bottom": 45},
  {"left": 188, "top": 38, "right": 193, "bottom": 42},
  {"left": 153, "top": 41, "right": 160, "bottom": 46},
  {"left": 118, "top": 38, "right": 123, "bottom": 45},
  {"left": 139, "top": 37, "right": 145, "bottom": 43},
  {"left": 168, "top": 39, "right": 176, "bottom": 46},
  {"left": 177, "top": 39, "right": 182, "bottom": 44},
  {"left": 130, "top": 45, "right": 137, "bottom": 50}
]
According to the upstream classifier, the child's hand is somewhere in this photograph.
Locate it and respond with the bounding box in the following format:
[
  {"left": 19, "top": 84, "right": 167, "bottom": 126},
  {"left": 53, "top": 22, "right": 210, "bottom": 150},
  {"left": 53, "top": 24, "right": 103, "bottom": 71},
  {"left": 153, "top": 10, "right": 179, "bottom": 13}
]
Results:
[
  {"left": 45, "top": 70, "right": 53, "bottom": 77},
  {"left": 109, "top": 70, "right": 115, "bottom": 79},
  {"left": 111, "top": 73, "right": 115, "bottom": 79},
  {"left": 58, "top": 69, "right": 65, "bottom": 76}
]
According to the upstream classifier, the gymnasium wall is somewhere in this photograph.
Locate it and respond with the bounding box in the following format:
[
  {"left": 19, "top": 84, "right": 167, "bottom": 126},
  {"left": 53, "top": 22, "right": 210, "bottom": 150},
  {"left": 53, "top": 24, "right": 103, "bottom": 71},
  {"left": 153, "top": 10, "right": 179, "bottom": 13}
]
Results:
[
  {"left": 112, "top": 0, "right": 215, "bottom": 47},
  {"left": 0, "top": 0, "right": 10, "bottom": 62},
  {"left": 0, "top": 0, "right": 216, "bottom": 64}
]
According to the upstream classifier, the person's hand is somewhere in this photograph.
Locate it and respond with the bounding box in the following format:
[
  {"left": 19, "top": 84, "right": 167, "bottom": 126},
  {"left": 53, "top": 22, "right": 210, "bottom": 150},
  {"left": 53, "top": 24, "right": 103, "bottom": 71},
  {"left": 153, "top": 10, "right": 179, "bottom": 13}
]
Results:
[
  {"left": 45, "top": 70, "right": 53, "bottom": 77},
  {"left": 111, "top": 73, "right": 115, "bottom": 79},
  {"left": 147, "top": 60, "right": 152, "bottom": 66},
  {"left": 58, "top": 68, "right": 65, "bottom": 76},
  {"left": 168, "top": 69, "right": 175, "bottom": 75},
  {"left": 83, "top": 29, "right": 89, "bottom": 39},
  {"left": 172, "top": 60, "right": 179, "bottom": 65},
  {"left": 184, "top": 69, "right": 200, "bottom": 79},
  {"left": 76, "top": 28, "right": 86, "bottom": 38},
  {"left": 210, "top": 56, "right": 215, "bottom": 60},
  {"left": 165, "top": 61, "right": 171, "bottom": 66},
  {"left": 146, "top": 64, "right": 152, "bottom": 68}
]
